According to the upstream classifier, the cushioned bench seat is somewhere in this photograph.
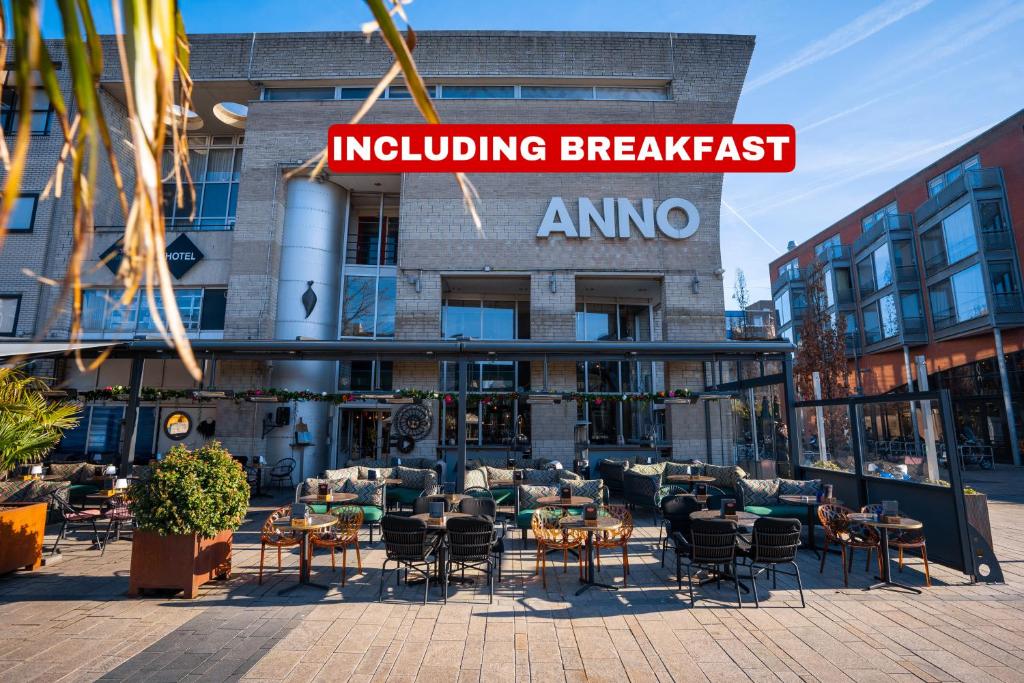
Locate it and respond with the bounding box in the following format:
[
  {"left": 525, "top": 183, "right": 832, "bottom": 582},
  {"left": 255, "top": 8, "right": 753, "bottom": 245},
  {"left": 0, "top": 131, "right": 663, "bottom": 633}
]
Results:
[
  {"left": 743, "top": 504, "right": 808, "bottom": 518},
  {"left": 515, "top": 508, "right": 585, "bottom": 530},
  {"left": 490, "top": 487, "right": 514, "bottom": 505},
  {"left": 309, "top": 503, "right": 383, "bottom": 522},
  {"left": 385, "top": 487, "right": 422, "bottom": 506}
]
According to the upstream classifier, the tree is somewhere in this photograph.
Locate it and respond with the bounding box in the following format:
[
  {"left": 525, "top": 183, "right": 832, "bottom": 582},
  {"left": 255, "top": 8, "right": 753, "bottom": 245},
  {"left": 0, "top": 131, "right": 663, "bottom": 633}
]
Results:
[
  {"left": 731, "top": 268, "right": 751, "bottom": 338},
  {"left": 0, "top": 368, "right": 81, "bottom": 474}
]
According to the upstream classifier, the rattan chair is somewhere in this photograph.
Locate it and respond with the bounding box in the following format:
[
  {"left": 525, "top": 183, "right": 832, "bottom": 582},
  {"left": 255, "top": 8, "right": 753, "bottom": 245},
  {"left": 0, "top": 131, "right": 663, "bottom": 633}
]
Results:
[
  {"left": 445, "top": 516, "right": 497, "bottom": 603},
  {"left": 309, "top": 506, "right": 363, "bottom": 586},
  {"left": 817, "top": 503, "right": 882, "bottom": 587},
  {"left": 531, "top": 506, "right": 585, "bottom": 589},
  {"left": 861, "top": 503, "right": 930, "bottom": 587},
  {"left": 683, "top": 518, "right": 741, "bottom": 607},
  {"left": 594, "top": 505, "right": 634, "bottom": 585},
  {"left": 379, "top": 515, "right": 441, "bottom": 604},
  {"left": 737, "top": 516, "right": 805, "bottom": 607},
  {"left": 258, "top": 505, "right": 302, "bottom": 585}
]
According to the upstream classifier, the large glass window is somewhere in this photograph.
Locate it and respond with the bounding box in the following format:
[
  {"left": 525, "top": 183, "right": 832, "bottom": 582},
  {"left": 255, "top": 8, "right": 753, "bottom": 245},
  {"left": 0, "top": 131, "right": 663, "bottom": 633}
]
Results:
[
  {"left": 927, "top": 155, "right": 980, "bottom": 196},
  {"left": 439, "top": 85, "right": 515, "bottom": 99},
  {"left": 0, "top": 295, "right": 19, "bottom": 336},
  {"left": 774, "top": 292, "right": 792, "bottom": 327},
  {"left": 340, "top": 193, "right": 399, "bottom": 339},
  {"left": 576, "top": 300, "right": 659, "bottom": 445},
  {"left": 814, "top": 234, "right": 841, "bottom": 258},
  {"left": 823, "top": 266, "right": 836, "bottom": 309},
  {"left": 264, "top": 87, "right": 335, "bottom": 100},
  {"left": 341, "top": 275, "right": 379, "bottom": 337},
  {"left": 929, "top": 263, "right": 988, "bottom": 329},
  {"left": 162, "top": 136, "right": 242, "bottom": 230},
  {"left": 1, "top": 71, "right": 53, "bottom": 135},
  {"left": 777, "top": 257, "right": 799, "bottom": 276},
  {"left": 872, "top": 244, "right": 893, "bottom": 290},
  {"left": 4, "top": 193, "right": 38, "bottom": 232},
  {"left": 921, "top": 204, "right": 978, "bottom": 275},
  {"left": 80, "top": 288, "right": 225, "bottom": 338},
  {"left": 880, "top": 294, "right": 899, "bottom": 339}
]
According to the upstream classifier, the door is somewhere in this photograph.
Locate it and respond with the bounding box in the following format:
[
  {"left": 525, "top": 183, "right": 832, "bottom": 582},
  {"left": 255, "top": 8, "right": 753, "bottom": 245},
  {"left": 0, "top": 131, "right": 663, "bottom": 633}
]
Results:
[{"left": 339, "top": 408, "right": 392, "bottom": 461}]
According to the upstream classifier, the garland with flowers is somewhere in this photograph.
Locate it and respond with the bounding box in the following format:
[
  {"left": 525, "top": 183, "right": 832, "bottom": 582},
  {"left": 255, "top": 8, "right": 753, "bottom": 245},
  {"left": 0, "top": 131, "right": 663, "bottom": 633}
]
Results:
[{"left": 77, "top": 385, "right": 695, "bottom": 405}]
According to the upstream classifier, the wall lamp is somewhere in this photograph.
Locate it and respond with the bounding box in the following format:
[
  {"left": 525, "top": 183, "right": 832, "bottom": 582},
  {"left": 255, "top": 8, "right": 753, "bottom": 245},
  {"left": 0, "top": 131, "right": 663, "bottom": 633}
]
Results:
[
  {"left": 691, "top": 275, "right": 701, "bottom": 294},
  {"left": 404, "top": 269, "right": 422, "bottom": 294},
  {"left": 549, "top": 273, "right": 558, "bottom": 293}
]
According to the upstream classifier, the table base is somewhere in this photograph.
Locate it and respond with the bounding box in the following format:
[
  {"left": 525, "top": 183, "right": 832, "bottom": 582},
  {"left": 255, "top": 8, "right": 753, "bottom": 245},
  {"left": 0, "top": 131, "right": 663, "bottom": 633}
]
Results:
[
  {"left": 862, "top": 529, "right": 923, "bottom": 594},
  {"left": 278, "top": 580, "right": 332, "bottom": 595},
  {"left": 576, "top": 580, "right": 618, "bottom": 595},
  {"left": 864, "top": 578, "right": 922, "bottom": 594}
]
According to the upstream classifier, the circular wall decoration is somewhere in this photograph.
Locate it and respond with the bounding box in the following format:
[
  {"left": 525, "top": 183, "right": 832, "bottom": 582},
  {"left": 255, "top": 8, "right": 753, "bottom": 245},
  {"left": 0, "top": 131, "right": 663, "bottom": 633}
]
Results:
[
  {"left": 163, "top": 411, "right": 192, "bottom": 441},
  {"left": 393, "top": 403, "right": 432, "bottom": 440}
]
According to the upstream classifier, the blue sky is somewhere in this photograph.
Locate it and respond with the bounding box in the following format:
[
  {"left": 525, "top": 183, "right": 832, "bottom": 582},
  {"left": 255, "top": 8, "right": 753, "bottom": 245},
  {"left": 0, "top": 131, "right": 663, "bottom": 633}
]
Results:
[{"left": 38, "top": 0, "right": 1024, "bottom": 305}]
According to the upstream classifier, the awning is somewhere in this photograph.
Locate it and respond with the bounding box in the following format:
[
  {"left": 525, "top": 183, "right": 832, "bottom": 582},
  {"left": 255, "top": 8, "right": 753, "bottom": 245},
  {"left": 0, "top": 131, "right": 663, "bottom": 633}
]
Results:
[{"left": 0, "top": 341, "right": 120, "bottom": 361}]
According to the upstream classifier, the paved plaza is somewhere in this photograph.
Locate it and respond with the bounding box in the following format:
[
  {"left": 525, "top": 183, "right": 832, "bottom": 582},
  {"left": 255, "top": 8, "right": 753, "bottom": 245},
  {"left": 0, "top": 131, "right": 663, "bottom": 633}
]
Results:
[{"left": 2, "top": 469, "right": 1024, "bottom": 683}]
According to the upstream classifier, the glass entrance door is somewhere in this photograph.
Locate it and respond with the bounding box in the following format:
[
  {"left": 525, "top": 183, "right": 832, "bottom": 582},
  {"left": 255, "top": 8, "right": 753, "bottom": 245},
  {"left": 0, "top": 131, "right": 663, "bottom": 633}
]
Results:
[{"left": 340, "top": 408, "right": 391, "bottom": 461}]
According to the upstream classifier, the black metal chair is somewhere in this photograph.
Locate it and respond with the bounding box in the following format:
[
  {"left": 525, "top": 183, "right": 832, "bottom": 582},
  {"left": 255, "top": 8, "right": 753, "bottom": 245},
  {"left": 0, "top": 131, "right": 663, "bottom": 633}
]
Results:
[
  {"left": 49, "top": 492, "right": 103, "bottom": 555},
  {"left": 736, "top": 517, "right": 805, "bottom": 608},
  {"left": 597, "top": 459, "right": 629, "bottom": 497},
  {"left": 269, "top": 457, "right": 296, "bottom": 489},
  {"left": 660, "top": 494, "right": 702, "bottom": 567},
  {"left": 680, "top": 518, "right": 741, "bottom": 608},
  {"left": 445, "top": 516, "right": 498, "bottom": 604},
  {"left": 412, "top": 494, "right": 449, "bottom": 516},
  {"left": 379, "top": 515, "right": 441, "bottom": 604},
  {"left": 459, "top": 496, "right": 504, "bottom": 580}
]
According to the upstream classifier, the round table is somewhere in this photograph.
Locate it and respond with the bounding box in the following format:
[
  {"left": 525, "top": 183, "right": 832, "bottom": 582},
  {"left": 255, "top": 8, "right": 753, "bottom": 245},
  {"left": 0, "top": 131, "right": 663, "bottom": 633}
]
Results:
[
  {"left": 299, "top": 492, "right": 359, "bottom": 508},
  {"left": 666, "top": 474, "right": 716, "bottom": 490},
  {"left": 536, "top": 496, "right": 593, "bottom": 509},
  {"left": 409, "top": 512, "right": 473, "bottom": 585},
  {"left": 689, "top": 509, "right": 760, "bottom": 528},
  {"left": 847, "top": 513, "right": 925, "bottom": 593},
  {"left": 279, "top": 514, "right": 337, "bottom": 595},
  {"left": 778, "top": 495, "right": 840, "bottom": 557},
  {"left": 559, "top": 514, "right": 622, "bottom": 595}
]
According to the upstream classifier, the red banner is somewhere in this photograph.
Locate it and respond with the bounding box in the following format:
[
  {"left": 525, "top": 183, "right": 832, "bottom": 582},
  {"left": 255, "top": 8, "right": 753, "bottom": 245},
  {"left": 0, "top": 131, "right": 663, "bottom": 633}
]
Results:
[{"left": 327, "top": 124, "right": 795, "bottom": 173}]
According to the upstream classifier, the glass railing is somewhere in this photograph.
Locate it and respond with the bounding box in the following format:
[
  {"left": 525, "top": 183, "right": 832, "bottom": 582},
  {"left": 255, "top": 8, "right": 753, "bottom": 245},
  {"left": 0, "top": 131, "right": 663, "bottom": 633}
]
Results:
[
  {"left": 894, "top": 264, "right": 919, "bottom": 283},
  {"left": 981, "top": 229, "right": 1013, "bottom": 251},
  {"left": 816, "top": 244, "right": 851, "bottom": 262},
  {"left": 901, "top": 316, "right": 927, "bottom": 336},
  {"left": 993, "top": 292, "right": 1024, "bottom": 314}
]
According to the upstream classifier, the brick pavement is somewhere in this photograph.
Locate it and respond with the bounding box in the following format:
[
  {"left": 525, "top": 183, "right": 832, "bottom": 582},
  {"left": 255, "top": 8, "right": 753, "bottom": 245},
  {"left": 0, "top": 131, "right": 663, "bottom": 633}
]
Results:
[{"left": 2, "top": 468, "right": 1024, "bottom": 682}]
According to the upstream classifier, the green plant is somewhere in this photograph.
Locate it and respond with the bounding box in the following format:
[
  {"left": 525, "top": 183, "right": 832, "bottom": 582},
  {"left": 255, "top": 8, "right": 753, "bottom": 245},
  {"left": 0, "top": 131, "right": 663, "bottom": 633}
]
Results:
[
  {"left": 129, "top": 441, "right": 248, "bottom": 538},
  {"left": 809, "top": 459, "right": 842, "bottom": 471},
  {"left": 0, "top": 368, "right": 81, "bottom": 475},
  {"left": 963, "top": 486, "right": 979, "bottom": 495}
]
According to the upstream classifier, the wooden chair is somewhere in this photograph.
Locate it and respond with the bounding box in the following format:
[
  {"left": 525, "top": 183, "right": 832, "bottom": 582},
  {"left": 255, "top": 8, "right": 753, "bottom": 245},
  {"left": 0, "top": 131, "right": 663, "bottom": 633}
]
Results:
[
  {"left": 531, "top": 506, "right": 585, "bottom": 589},
  {"left": 861, "top": 503, "right": 930, "bottom": 587},
  {"left": 258, "top": 505, "right": 301, "bottom": 585},
  {"left": 309, "top": 506, "right": 363, "bottom": 586},
  {"left": 817, "top": 503, "right": 882, "bottom": 587},
  {"left": 594, "top": 505, "right": 634, "bottom": 585}
]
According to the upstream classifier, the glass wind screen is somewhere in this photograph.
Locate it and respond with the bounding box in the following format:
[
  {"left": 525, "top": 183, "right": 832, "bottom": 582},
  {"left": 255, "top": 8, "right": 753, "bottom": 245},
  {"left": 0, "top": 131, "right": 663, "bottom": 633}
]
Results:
[
  {"left": 951, "top": 264, "right": 988, "bottom": 323},
  {"left": 942, "top": 204, "right": 978, "bottom": 265}
]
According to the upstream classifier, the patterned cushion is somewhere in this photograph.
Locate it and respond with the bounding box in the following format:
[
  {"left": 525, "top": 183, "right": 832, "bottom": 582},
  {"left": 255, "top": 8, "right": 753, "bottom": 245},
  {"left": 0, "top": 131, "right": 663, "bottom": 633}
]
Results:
[
  {"left": 517, "top": 484, "right": 558, "bottom": 510},
  {"left": 48, "top": 462, "right": 94, "bottom": 483},
  {"left": 465, "top": 468, "right": 488, "bottom": 490},
  {"left": 342, "top": 478, "right": 384, "bottom": 507},
  {"left": 658, "top": 484, "right": 687, "bottom": 505},
  {"left": 625, "top": 471, "right": 662, "bottom": 501},
  {"left": 664, "top": 461, "right": 703, "bottom": 478},
  {"left": 485, "top": 466, "right": 515, "bottom": 486},
  {"left": 357, "top": 466, "right": 394, "bottom": 480},
  {"left": 323, "top": 467, "right": 360, "bottom": 482},
  {"left": 557, "top": 470, "right": 582, "bottom": 482},
  {"left": 629, "top": 462, "right": 666, "bottom": 477},
  {"left": 778, "top": 478, "right": 821, "bottom": 497},
  {"left": 394, "top": 466, "right": 435, "bottom": 491},
  {"left": 736, "top": 478, "right": 779, "bottom": 507},
  {"left": 522, "top": 469, "right": 558, "bottom": 485},
  {"left": 568, "top": 479, "right": 604, "bottom": 503},
  {"left": 302, "top": 478, "right": 345, "bottom": 497},
  {"left": 0, "top": 480, "right": 68, "bottom": 508},
  {"left": 703, "top": 464, "right": 747, "bottom": 489}
]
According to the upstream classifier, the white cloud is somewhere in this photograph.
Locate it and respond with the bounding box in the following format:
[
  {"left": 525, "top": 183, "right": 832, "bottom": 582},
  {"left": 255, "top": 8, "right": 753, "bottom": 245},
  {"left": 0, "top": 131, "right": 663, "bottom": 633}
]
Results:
[{"left": 746, "top": 0, "right": 934, "bottom": 91}]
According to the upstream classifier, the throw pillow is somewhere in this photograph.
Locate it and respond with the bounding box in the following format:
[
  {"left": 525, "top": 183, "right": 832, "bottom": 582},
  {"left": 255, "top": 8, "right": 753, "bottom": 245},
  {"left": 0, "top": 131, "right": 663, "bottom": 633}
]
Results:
[
  {"left": 557, "top": 470, "right": 582, "bottom": 481},
  {"left": 324, "top": 467, "right": 360, "bottom": 482},
  {"left": 736, "top": 478, "right": 779, "bottom": 507},
  {"left": 518, "top": 484, "right": 558, "bottom": 510},
  {"left": 704, "top": 463, "right": 747, "bottom": 489},
  {"left": 465, "top": 468, "right": 489, "bottom": 491},
  {"left": 778, "top": 478, "right": 821, "bottom": 496},
  {"left": 342, "top": 478, "right": 384, "bottom": 507},
  {"left": 664, "top": 461, "right": 703, "bottom": 477},
  {"left": 523, "top": 469, "right": 557, "bottom": 485},
  {"left": 630, "top": 462, "right": 666, "bottom": 477},
  {"left": 485, "top": 466, "right": 515, "bottom": 486},
  {"left": 303, "top": 478, "right": 345, "bottom": 496},
  {"left": 395, "top": 466, "right": 432, "bottom": 490},
  {"left": 569, "top": 479, "right": 604, "bottom": 503}
]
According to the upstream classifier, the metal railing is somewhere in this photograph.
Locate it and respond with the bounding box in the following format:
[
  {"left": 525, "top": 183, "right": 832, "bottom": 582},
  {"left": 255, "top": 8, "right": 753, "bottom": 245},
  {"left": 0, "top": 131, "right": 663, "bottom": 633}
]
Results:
[{"left": 993, "top": 292, "right": 1024, "bottom": 315}]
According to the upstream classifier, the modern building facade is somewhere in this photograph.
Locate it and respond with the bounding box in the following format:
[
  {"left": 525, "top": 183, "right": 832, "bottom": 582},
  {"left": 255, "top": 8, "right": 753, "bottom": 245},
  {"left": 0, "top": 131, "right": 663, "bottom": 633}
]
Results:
[
  {"left": 769, "top": 110, "right": 1024, "bottom": 464},
  {"left": 1, "top": 31, "right": 761, "bottom": 475}
]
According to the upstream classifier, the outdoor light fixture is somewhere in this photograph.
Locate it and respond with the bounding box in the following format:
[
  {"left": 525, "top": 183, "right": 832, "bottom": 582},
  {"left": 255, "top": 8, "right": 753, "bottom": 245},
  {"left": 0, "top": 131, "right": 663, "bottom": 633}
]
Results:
[
  {"left": 691, "top": 275, "right": 701, "bottom": 294},
  {"left": 114, "top": 478, "right": 129, "bottom": 490},
  {"left": 29, "top": 464, "right": 43, "bottom": 478},
  {"left": 92, "top": 453, "right": 102, "bottom": 463},
  {"left": 104, "top": 465, "right": 117, "bottom": 476},
  {"left": 404, "top": 269, "right": 422, "bottom": 294}
]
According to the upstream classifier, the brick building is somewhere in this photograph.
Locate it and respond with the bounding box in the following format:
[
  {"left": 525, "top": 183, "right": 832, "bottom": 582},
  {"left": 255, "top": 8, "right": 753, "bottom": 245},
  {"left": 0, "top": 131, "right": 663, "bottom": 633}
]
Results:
[
  {"left": 2, "top": 30, "right": 760, "bottom": 475},
  {"left": 769, "top": 110, "right": 1024, "bottom": 465}
]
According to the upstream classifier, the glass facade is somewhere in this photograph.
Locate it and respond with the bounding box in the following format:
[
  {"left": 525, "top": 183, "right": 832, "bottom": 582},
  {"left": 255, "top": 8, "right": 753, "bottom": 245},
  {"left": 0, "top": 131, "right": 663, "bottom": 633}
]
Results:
[
  {"left": 80, "top": 288, "right": 226, "bottom": 338},
  {"left": 161, "top": 136, "right": 243, "bottom": 231},
  {"left": 340, "top": 193, "right": 399, "bottom": 339},
  {"left": 1, "top": 71, "right": 53, "bottom": 135}
]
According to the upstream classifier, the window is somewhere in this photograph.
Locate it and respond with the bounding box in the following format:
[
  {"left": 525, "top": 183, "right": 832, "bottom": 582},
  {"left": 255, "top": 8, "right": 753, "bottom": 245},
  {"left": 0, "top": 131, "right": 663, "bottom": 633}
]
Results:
[
  {"left": 0, "top": 295, "right": 20, "bottom": 336},
  {"left": 823, "top": 266, "right": 836, "bottom": 309},
  {"left": 872, "top": 245, "right": 893, "bottom": 290},
  {"left": 576, "top": 300, "right": 659, "bottom": 445},
  {"left": 880, "top": 294, "right": 899, "bottom": 339},
  {"left": 440, "top": 298, "right": 530, "bottom": 447},
  {"left": 978, "top": 200, "right": 1005, "bottom": 233},
  {"left": 929, "top": 263, "right": 988, "bottom": 329},
  {"left": 521, "top": 85, "right": 596, "bottom": 100},
  {"left": 774, "top": 292, "right": 792, "bottom": 327},
  {"left": 265, "top": 83, "right": 671, "bottom": 102},
  {"left": 263, "top": 87, "right": 335, "bottom": 100},
  {"left": 901, "top": 292, "right": 924, "bottom": 333},
  {"left": 439, "top": 85, "right": 515, "bottom": 99},
  {"left": 162, "top": 136, "right": 242, "bottom": 230},
  {"left": 340, "top": 192, "right": 399, "bottom": 339},
  {"left": 595, "top": 86, "right": 669, "bottom": 101},
  {"left": 346, "top": 215, "right": 398, "bottom": 266},
  {"left": 3, "top": 193, "right": 38, "bottom": 232},
  {"left": 80, "top": 288, "right": 226, "bottom": 338},
  {"left": 777, "top": 257, "right": 799, "bottom": 277},
  {"left": 927, "top": 155, "right": 980, "bottom": 196},
  {"left": 990, "top": 261, "right": 1018, "bottom": 295},
  {"left": 921, "top": 204, "right": 978, "bottom": 275},
  {"left": 386, "top": 85, "right": 437, "bottom": 99},
  {"left": 1, "top": 70, "right": 53, "bottom": 135},
  {"left": 814, "top": 234, "right": 841, "bottom": 258},
  {"left": 861, "top": 201, "right": 897, "bottom": 232},
  {"left": 339, "top": 360, "right": 393, "bottom": 391}
]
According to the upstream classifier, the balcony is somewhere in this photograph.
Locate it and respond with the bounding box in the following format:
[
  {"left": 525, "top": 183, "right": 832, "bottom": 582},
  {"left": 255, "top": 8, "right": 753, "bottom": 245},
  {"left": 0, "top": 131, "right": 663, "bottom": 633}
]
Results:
[
  {"left": 815, "top": 244, "right": 851, "bottom": 264},
  {"left": 993, "top": 292, "right": 1024, "bottom": 315},
  {"left": 915, "top": 167, "right": 1004, "bottom": 224},
  {"left": 894, "top": 264, "right": 920, "bottom": 284},
  {"left": 771, "top": 268, "right": 804, "bottom": 295},
  {"left": 853, "top": 213, "right": 914, "bottom": 256},
  {"left": 982, "top": 228, "right": 1014, "bottom": 252}
]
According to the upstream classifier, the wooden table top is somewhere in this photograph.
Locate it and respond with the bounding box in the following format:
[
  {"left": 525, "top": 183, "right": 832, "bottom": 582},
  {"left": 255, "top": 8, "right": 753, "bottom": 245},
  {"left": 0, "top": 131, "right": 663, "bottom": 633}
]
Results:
[
  {"left": 290, "top": 514, "right": 337, "bottom": 531},
  {"left": 559, "top": 515, "right": 621, "bottom": 531},
  {"left": 86, "top": 490, "right": 126, "bottom": 500},
  {"left": 666, "top": 474, "right": 716, "bottom": 483},
  {"left": 536, "top": 496, "right": 593, "bottom": 507},
  {"left": 778, "top": 494, "right": 841, "bottom": 506},
  {"left": 411, "top": 512, "right": 471, "bottom": 528},
  {"left": 298, "top": 493, "right": 358, "bottom": 504},
  {"left": 847, "top": 513, "right": 923, "bottom": 531},
  {"left": 689, "top": 509, "right": 759, "bottom": 526}
]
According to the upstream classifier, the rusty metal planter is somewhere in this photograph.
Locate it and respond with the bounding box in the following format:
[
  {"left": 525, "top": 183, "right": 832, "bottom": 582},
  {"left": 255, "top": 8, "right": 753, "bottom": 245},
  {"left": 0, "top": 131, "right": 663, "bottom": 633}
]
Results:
[{"left": 128, "top": 529, "right": 232, "bottom": 598}]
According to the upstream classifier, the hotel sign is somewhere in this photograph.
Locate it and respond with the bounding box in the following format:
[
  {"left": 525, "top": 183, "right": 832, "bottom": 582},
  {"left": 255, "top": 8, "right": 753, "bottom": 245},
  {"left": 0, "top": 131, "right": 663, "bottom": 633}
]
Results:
[
  {"left": 101, "top": 233, "right": 205, "bottom": 279},
  {"left": 537, "top": 197, "right": 700, "bottom": 240}
]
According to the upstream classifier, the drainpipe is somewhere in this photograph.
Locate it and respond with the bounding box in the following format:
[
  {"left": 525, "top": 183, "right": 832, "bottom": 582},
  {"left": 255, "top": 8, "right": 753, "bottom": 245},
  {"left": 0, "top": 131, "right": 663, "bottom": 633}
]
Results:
[{"left": 994, "top": 328, "right": 1022, "bottom": 466}]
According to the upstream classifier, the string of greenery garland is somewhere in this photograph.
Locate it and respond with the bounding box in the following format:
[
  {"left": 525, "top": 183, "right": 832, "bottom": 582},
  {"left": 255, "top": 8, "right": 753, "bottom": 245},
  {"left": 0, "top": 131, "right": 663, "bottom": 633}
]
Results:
[{"left": 77, "top": 385, "right": 695, "bottom": 405}]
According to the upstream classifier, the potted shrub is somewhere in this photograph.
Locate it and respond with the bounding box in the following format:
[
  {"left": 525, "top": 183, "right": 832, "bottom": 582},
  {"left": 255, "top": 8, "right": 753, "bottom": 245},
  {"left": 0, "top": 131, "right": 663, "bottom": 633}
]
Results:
[
  {"left": 0, "top": 368, "right": 81, "bottom": 478},
  {"left": 128, "top": 441, "right": 249, "bottom": 598}
]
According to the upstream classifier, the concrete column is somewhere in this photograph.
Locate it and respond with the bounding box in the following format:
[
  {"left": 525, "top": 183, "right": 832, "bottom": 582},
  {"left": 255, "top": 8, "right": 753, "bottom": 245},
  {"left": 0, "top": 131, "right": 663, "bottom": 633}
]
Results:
[
  {"left": 267, "top": 178, "right": 346, "bottom": 479},
  {"left": 994, "top": 328, "right": 1022, "bottom": 466}
]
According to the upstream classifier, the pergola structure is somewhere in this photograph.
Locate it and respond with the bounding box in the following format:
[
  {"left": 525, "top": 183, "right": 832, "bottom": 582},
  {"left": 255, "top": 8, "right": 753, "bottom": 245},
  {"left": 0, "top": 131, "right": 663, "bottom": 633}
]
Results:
[{"left": 3, "top": 338, "right": 797, "bottom": 489}]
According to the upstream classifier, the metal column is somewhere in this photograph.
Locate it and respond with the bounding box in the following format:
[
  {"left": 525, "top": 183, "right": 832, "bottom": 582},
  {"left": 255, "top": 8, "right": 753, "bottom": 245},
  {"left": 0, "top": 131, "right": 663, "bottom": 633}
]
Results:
[
  {"left": 456, "top": 358, "right": 468, "bottom": 491},
  {"left": 118, "top": 356, "right": 144, "bottom": 477},
  {"left": 994, "top": 328, "right": 1022, "bottom": 466},
  {"left": 782, "top": 354, "right": 799, "bottom": 470}
]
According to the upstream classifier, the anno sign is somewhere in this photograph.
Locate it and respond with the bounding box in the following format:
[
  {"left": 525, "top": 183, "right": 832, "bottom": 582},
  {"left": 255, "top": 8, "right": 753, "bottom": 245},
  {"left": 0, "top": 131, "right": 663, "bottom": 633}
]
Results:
[
  {"left": 536, "top": 197, "right": 700, "bottom": 240},
  {"left": 101, "top": 233, "right": 205, "bottom": 280}
]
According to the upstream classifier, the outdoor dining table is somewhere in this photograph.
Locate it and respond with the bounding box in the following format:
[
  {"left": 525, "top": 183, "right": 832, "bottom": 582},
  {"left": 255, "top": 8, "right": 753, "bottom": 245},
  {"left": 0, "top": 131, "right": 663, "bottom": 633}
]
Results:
[
  {"left": 559, "top": 514, "right": 621, "bottom": 595},
  {"left": 409, "top": 512, "right": 473, "bottom": 585},
  {"left": 847, "top": 512, "right": 925, "bottom": 594},
  {"left": 665, "top": 474, "right": 716, "bottom": 491},
  {"left": 536, "top": 495, "right": 593, "bottom": 513},
  {"left": 687, "top": 509, "right": 758, "bottom": 592},
  {"left": 298, "top": 492, "right": 359, "bottom": 509},
  {"left": 278, "top": 513, "right": 337, "bottom": 595},
  {"left": 778, "top": 494, "right": 841, "bottom": 557}
]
